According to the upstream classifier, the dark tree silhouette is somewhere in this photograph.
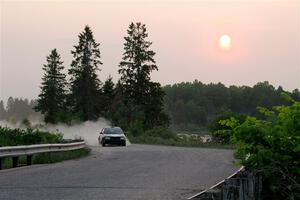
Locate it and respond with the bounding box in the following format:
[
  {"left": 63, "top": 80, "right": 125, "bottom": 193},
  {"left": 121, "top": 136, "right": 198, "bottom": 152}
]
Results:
[
  {"left": 35, "top": 49, "right": 67, "bottom": 123},
  {"left": 163, "top": 80, "right": 298, "bottom": 131},
  {"left": 68, "top": 25, "right": 103, "bottom": 121},
  {"left": 0, "top": 100, "right": 6, "bottom": 120},
  {"left": 118, "top": 22, "right": 168, "bottom": 129}
]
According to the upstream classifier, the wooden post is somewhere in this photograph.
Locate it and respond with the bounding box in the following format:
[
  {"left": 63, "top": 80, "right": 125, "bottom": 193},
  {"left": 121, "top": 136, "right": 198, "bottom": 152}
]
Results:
[
  {"left": 27, "top": 155, "right": 33, "bottom": 166},
  {"left": 0, "top": 158, "right": 3, "bottom": 170},
  {"left": 12, "top": 156, "right": 19, "bottom": 168},
  {"left": 238, "top": 178, "right": 243, "bottom": 200},
  {"left": 258, "top": 173, "right": 262, "bottom": 200}
]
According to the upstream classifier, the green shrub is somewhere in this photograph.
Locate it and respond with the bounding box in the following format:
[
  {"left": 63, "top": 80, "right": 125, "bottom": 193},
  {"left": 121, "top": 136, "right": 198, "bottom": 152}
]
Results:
[
  {"left": 222, "top": 98, "right": 300, "bottom": 199},
  {"left": 0, "top": 127, "right": 63, "bottom": 147},
  {"left": 208, "top": 110, "right": 246, "bottom": 133},
  {"left": 212, "top": 129, "right": 232, "bottom": 144},
  {"left": 144, "top": 127, "right": 178, "bottom": 140},
  {"left": 128, "top": 121, "right": 144, "bottom": 137}
]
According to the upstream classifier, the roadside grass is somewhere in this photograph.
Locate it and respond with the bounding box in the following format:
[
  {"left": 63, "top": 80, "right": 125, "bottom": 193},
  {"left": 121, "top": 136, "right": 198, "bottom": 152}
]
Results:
[
  {"left": 127, "top": 127, "right": 234, "bottom": 149},
  {"left": 2, "top": 148, "right": 90, "bottom": 170},
  {"left": 0, "top": 126, "right": 63, "bottom": 147},
  {"left": 129, "top": 135, "right": 233, "bottom": 149},
  {"left": 1, "top": 127, "right": 90, "bottom": 170}
]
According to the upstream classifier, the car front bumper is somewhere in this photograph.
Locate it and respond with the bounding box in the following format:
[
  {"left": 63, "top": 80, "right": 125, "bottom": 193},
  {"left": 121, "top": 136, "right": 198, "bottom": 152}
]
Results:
[{"left": 103, "top": 137, "right": 126, "bottom": 145}]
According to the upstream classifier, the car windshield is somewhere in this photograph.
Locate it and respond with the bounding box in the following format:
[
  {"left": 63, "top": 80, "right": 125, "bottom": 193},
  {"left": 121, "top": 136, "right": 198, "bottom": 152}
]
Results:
[{"left": 104, "top": 127, "right": 123, "bottom": 135}]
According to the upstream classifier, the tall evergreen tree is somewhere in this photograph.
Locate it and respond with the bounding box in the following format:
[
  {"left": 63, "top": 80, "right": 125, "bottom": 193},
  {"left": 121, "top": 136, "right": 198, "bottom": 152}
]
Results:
[
  {"left": 69, "top": 25, "right": 103, "bottom": 121},
  {"left": 0, "top": 100, "right": 6, "bottom": 120},
  {"left": 6, "top": 97, "right": 14, "bottom": 113},
  {"left": 35, "top": 49, "right": 67, "bottom": 123},
  {"left": 118, "top": 22, "right": 168, "bottom": 129}
]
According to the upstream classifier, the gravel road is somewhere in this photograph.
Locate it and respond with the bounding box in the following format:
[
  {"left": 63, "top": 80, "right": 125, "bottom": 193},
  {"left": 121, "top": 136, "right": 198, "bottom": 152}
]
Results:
[{"left": 0, "top": 144, "right": 238, "bottom": 200}]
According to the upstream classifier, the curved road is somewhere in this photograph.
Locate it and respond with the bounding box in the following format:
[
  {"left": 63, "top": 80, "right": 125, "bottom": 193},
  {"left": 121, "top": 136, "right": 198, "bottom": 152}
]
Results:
[{"left": 0, "top": 144, "right": 237, "bottom": 200}]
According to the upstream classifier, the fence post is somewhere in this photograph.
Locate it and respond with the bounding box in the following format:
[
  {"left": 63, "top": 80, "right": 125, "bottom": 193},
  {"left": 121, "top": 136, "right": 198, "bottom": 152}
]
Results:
[
  {"left": 12, "top": 156, "right": 19, "bottom": 168},
  {"left": 27, "top": 155, "right": 33, "bottom": 166},
  {"left": 0, "top": 158, "right": 3, "bottom": 170},
  {"left": 239, "top": 177, "right": 243, "bottom": 200},
  {"left": 257, "top": 173, "right": 262, "bottom": 200}
]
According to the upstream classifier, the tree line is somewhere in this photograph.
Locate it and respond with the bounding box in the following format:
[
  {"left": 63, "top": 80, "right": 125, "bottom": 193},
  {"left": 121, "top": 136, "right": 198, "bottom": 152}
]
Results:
[
  {"left": 163, "top": 80, "right": 300, "bottom": 131},
  {"left": 0, "top": 98, "right": 40, "bottom": 121},
  {"left": 34, "top": 23, "right": 168, "bottom": 130},
  {"left": 2, "top": 80, "right": 299, "bottom": 132}
]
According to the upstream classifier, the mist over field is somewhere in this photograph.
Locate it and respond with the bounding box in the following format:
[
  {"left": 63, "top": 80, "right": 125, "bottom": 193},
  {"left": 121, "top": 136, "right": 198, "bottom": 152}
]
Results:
[{"left": 0, "top": 118, "right": 111, "bottom": 146}]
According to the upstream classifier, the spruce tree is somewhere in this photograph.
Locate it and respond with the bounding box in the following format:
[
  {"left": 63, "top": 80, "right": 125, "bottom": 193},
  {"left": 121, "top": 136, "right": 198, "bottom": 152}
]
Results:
[
  {"left": 118, "top": 22, "right": 168, "bottom": 129},
  {"left": 69, "top": 25, "right": 102, "bottom": 121},
  {"left": 0, "top": 100, "right": 6, "bottom": 120},
  {"left": 35, "top": 49, "right": 67, "bottom": 123}
]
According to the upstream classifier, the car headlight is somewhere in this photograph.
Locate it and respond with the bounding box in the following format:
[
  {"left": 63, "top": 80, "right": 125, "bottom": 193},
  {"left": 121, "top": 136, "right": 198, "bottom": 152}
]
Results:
[
  {"left": 120, "top": 137, "right": 126, "bottom": 140},
  {"left": 105, "top": 136, "right": 111, "bottom": 140}
]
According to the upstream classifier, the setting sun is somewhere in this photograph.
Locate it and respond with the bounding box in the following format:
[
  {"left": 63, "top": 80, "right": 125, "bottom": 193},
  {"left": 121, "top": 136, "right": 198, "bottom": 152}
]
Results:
[{"left": 219, "top": 34, "right": 231, "bottom": 50}]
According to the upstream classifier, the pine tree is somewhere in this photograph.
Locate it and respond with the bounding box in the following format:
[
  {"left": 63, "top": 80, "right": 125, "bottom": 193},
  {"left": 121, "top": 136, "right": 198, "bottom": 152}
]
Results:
[
  {"left": 118, "top": 22, "right": 168, "bottom": 129},
  {"left": 6, "top": 97, "right": 14, "bottom": 112},
  {"left": 69, "top": 25, "right": 103, "bottom": 121},
  {"left": 35, "top": 49, "right": 67, "bottom": 123},
  {"left": 0, "top": 100, "right": 6, "bottom": 120},
  {"left": 119, "top": 22, "right": 157, "bottom": 102}
]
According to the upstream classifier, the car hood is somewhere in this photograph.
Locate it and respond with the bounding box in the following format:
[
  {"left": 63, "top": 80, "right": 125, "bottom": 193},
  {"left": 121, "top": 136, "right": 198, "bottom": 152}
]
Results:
[{"left": 103, "top": 134, "right": 125, "bottom": 137}]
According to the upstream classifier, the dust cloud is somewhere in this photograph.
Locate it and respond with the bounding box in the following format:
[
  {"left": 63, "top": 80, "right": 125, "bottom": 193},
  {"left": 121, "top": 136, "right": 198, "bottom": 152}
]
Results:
[
  {"left": 45, "top": 119, "right": 111, "bottom": 145},
  {"left": 0, "top": 118, "right": 111, "bottom": 146}
]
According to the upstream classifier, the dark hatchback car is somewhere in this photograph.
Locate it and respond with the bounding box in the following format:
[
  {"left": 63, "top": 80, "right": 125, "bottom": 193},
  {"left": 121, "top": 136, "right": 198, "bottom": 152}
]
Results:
[{"left": 98, "top": 127, "right": 126, "bottom": 147}]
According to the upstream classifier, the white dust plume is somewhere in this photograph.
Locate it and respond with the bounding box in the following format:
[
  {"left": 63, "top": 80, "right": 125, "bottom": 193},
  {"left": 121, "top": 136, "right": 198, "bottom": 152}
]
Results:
[{"left": 0, "top": 118, "right": 111, "bottom": 146}]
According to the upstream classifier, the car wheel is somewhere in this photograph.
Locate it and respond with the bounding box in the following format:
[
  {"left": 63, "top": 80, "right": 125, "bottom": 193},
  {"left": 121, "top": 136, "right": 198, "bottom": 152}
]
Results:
[
  {"left": 122, "top": 141, "right": 126, "bottom": 146},
  {"left": 102, "top": 141, "right": 106, "bottom": 147}
]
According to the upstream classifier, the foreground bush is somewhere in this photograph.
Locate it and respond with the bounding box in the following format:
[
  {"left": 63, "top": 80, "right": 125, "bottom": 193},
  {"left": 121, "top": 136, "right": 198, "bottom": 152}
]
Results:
[
  {"left": 0, "top": 127, "right": 63, "bottom": 146},
  {"left": 212, "top": 129, "right": 232, "bottom": 144},
  {"left": 222, "top": 96, "right": 300, "bottom": 199}
]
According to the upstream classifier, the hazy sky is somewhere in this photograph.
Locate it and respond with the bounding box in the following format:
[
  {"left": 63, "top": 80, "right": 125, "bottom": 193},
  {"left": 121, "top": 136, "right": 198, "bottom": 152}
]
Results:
[{"left": 1, "top": 0, "right": 299, "bottom": 100}]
